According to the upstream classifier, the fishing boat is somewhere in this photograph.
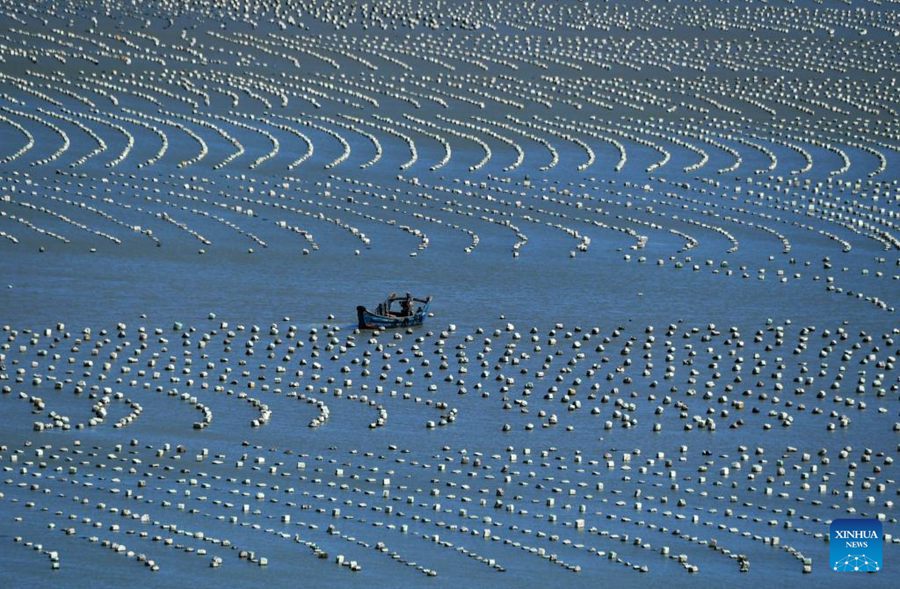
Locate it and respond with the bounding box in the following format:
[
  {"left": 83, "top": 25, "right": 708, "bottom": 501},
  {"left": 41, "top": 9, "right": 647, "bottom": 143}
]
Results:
[{"left": 357, "top": 293, "right": 432, "bottom": 329}]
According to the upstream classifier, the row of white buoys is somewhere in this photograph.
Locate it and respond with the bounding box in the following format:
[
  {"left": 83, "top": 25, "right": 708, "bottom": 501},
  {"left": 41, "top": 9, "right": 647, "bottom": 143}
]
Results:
[
  {"left": 11, "top": 536, "right": 61, "bottom": 570},
  {"left": 120, "top": 108, "right": 208, "bottom": 169},
  {"left": 298, "top": 393, "right": 330, "bottom": 428},
  {"left": 35, "top": 106, "right": 106, "bottom": 169},
  {"left": 502, "top": 171, "right": 895, "bottom": 307},
  {"left": 0, "top": 104, "right": 70, "bottom": 167},
  {"left": 1, "top": 113, "right": 893, "bottom": 271},
  {"left": 0, "top": 5, "right": 895, "bottom": 183},
  {"left": 0, "top": 112, "right": 36, "bottom": 164},
  {"left": 373, "top": 113, "right": 451, "bottom": 171},
  {"left": 9, "top": 315, "right": 893, "bottom": 437},
  {"left": 1, "top": 423, "right": 897, "bottom": 583},
  {"left": 41, "top": 0, "right": 891, "bottom": 41}
]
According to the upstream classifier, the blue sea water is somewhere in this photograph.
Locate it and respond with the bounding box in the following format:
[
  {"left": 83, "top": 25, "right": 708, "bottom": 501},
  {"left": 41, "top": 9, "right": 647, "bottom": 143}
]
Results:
[{"left": 0, "top": 1, "right": 897, "bottom": 587}]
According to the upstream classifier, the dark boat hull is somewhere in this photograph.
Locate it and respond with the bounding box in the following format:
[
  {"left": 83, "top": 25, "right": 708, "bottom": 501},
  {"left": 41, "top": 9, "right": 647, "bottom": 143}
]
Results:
[{"left": 357, "top": 299, "right": 430, "bottom": 329}]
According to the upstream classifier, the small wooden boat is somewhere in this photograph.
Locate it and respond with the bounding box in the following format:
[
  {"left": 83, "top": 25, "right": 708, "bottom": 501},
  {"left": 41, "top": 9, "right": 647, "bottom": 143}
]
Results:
[{"left": 357, "top": 293, "right": 432, "bottom": 329}]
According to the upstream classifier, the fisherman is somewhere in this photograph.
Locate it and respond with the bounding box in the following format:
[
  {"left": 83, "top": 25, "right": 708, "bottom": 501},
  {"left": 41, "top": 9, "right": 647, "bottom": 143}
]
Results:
[{"left": 400, "top": 293, "right": 414, "bottom": 316}]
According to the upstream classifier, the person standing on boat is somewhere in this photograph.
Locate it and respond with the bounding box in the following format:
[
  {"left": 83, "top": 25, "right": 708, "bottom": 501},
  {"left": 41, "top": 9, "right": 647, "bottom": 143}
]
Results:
[{"left": 401, "top": 293, "right": 414, "bottom": 317}]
